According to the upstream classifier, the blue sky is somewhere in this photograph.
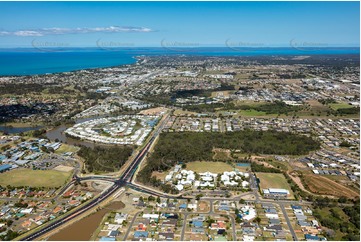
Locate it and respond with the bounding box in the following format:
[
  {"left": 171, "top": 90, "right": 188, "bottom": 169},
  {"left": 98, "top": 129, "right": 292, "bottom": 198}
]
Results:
[{"left": 0, "top": 1, "right": 359, "bottom": 48}]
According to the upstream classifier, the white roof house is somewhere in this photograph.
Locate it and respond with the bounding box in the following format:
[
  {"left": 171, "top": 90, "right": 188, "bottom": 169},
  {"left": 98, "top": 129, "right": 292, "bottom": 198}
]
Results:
[
  {"left": 201, "top": 176, "right": 214, "bottom": 181},
  {"left": 224, "top": 171, "right": 237, "bottom": 177},
  {"left": 243, "top": 235, "right": 255, "bottom": 242},
  {"left": 143, "top": 214, "right": 159, "bottom": 219},
  {"left": 180, "top": 169, "right": 188, "bottom": 175},
  {"left": 242, "top": 181, "right": 249, "bottom": 188},
  {"left": 312, "top": 220, "right": 319, "bottom": 227},
  {"left": 265, "top": 213, "right": 279, "bottom": 219},
  {"left": 200, "top": 181, "right": 214, "bottom": 187},
  {"left": 199, "top": 172, "right": 217, "bottom": 177},
  {"left": 165, "top": 175, "right": 173, "bottom": 182},
  {"left": 194, "top": 181, "right": 201, "bottom": 188},
  {"left": 174, "top": 165, "right": 181, "bottom": 172},
  {"left": 187, "top": 174, "right": 195, "bottom": 181},
  {"left": 224, "top": 181, "right": 238, "bottom": 186},
  {"left": 175, "top": 184, "right": 184, "bottom": 191},
  {"left": 243, "top": 207, "right": 257, "bottom": 221},
  {"left": 180, "top": 180, "right": 192, "bottom": 185},
  {"left": 114, "top": 213, "right": 128, "bottom": 224},
  {"left": 221, "top": 174, "right": 230, "bottom": 182},
  {"left": 20, "top": 208, "right": 33, "bottom": 214},
  {"left": 188, "top": 203, "right": 197, "bottom": 209}
]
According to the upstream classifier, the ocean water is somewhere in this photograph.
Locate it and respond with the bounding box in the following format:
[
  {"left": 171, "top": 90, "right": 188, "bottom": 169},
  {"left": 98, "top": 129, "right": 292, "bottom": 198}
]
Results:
[{"left": 0, "top": 47, "right": 359, "bottom": 76}]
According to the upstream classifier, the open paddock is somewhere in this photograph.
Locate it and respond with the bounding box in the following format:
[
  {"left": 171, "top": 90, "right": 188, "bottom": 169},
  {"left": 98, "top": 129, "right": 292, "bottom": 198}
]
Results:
[
  {"left": 0, "top": 169, "right": 71, "bottom": 188},
  {"left": 185, "top": 161, "right": 234, "bottom": 173}
]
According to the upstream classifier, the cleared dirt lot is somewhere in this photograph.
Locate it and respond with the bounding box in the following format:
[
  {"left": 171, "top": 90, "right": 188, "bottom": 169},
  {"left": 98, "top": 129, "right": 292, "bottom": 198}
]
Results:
[
  {"left": 53, "top": 165, "right": 74, "bottom": 172},
  {"left": 302, "top": 174, "right": 359, "bottom": 199}
]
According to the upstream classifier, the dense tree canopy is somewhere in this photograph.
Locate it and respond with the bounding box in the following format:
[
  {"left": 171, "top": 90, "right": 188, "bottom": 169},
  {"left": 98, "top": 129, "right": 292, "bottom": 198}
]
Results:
[
  {"left": 138, "top": 130, "right": 319, "bottom": 184},
  {"left": 238, "top": 101, "right": 302, "bottom": 114},
  {"left": 78, "top": 146, "right": 133, "bottom": 173}
]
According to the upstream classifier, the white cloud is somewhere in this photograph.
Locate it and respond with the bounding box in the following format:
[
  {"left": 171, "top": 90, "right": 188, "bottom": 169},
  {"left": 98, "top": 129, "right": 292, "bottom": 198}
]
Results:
[
  {"left": 14, "top": 31, "right": 43, "bottom": 37},
  {"left": 0, "top": 26, "right": 154, "bottom": 37}
]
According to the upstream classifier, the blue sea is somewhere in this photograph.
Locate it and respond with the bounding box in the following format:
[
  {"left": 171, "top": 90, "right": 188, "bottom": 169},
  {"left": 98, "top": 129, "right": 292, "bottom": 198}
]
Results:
[{"left": 0, "top": 47, "right": 359, "bottom": 76}]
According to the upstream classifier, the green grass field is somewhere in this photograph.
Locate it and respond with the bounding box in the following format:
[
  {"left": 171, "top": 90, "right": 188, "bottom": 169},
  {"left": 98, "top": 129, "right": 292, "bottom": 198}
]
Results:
[
  {"left": 266, "top": 160, "right": 290, "bottom": 172},
  {"left": 0, "top": 169, "right": 71, "bottom": 188},
  {"left": 234, "top": 100, "right": 267, "bottom": 106},
  {"left": 256, "top": 172, "right": 294, "bottom": 199},
  {"left": 185, "top": 161, "right": 234, "bottom": 173},
  {"left": 329, "top": 102, "right": 353, "bottom": 110},
  {"left": 55, "top": 144, "right": 79, "bottom": 154},
  {"left": 239, "top": 109, "right": 269, "bottom": 116},
  {"left": 314, "top": 207, "right": 349, "bottom": 240},
  {"left": 235, "top": 101, "right": 269, "bottom": 117}
]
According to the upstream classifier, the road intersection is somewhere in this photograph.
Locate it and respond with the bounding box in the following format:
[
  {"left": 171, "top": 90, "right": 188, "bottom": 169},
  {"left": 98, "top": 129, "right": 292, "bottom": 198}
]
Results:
[{"left": 21, "top": 112, "right": 302, "bottom": 241}]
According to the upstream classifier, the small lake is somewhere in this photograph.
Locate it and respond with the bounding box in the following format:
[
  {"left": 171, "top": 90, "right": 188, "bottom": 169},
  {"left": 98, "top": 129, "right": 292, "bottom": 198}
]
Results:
[
  {"left": 46, "top": 115, "right": 113, "bottom": 148},
  {"left": 48, "top": 201, "right": 124, "bottom": 241},
  {"left": 0, "top": 125, "right": 43, "bottom": 134},
  {"left": 46, "top": 124, "right": 96, "bottom": 148}
]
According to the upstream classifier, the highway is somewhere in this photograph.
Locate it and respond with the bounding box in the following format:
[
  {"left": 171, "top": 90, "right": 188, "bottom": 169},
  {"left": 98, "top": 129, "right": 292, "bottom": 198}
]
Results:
[
  {"left": 21, "top": 114, "right": 169, "bottom": 241},
  {"left": 20, "top": 112, "right": 303, "bottom": 241}
]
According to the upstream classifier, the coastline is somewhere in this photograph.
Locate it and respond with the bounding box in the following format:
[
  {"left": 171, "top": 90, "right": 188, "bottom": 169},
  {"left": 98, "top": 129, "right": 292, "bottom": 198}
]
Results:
[{"left": 0, "top": 47, "right": 359, "bottom": 76}]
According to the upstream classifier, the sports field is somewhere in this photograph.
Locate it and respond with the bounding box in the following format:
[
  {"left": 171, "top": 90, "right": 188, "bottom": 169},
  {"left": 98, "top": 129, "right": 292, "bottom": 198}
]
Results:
[
  {"left": 256, "top": 172, "right": 294, "bottom": 199},
  {"left": 185, "top": 161, "right": 234, "bottom": 173},
  {"left": 0, "top": 169, "right": 71, "bottom": 188}
]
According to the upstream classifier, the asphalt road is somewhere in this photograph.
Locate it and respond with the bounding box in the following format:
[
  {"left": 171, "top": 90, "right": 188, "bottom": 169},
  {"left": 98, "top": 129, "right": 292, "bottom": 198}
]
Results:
[
  {"left": 280, "top": 204, "right": 298, "bottom": 241},
  {"left": 180, "top": 214, "right": 188, "bottom": 241},
  {"left": 20, "top": 113, "right": 307, "bottom": 241},
  {"left": 21, "top": 114, "right": 170, "bottom": 241},
  {"left": 123, "top": 211, "right": 141, "bottom": 240}
]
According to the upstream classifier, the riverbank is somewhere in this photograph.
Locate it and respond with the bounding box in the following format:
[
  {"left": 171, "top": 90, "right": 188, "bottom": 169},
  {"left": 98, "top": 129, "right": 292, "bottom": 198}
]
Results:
[
  {"left": 0, "top": 123, "right": 43, "bottom": 134},
  {"left": 48, "top": 201, "right": 125, "bottom": 240}
]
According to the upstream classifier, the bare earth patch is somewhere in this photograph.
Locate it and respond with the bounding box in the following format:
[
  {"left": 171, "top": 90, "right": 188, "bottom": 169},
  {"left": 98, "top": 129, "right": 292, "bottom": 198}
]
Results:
[
  {"left": 53, "top": 165, "right": 74, "bottom": 172},
  {"left": 139, "top": 107, "right": 168, "bottom": 115},
  {"left": 151, "top": 171, "right": 168, "bottom": 181},
  {"left": 303, "top": 174, "right": 359, "bottom": 199},
  {"left": 212, "top": 148, "right": 233, "bottom": 161}
]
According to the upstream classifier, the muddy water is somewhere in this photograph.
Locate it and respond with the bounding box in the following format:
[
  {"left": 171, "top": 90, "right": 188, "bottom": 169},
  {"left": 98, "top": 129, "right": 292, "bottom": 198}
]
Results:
[
  {"left": 46, "top": 116, "right": 114, "bottom": 148},
  {"left": 46, "top": 124, "right": 96, "bottom": 148},
  {"left": 0, "top": 125, "right": 43, "bottom": 134},
  {"left": 48, "top": 201, "right": 124, "bottom": 241}
]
